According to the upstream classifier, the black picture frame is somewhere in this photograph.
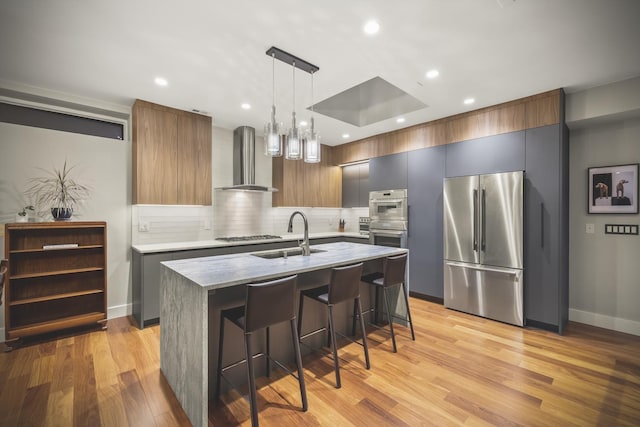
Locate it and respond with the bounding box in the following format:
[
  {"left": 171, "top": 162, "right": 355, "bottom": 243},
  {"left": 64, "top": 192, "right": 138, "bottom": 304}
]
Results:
[{"left": 588, "top": 163, "right": 638, "bottom": 214}]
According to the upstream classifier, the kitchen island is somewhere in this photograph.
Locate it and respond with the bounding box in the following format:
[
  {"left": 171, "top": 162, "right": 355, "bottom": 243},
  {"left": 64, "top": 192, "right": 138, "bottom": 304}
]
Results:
[{"left": 159, "top": 241, "right": 407, "bottom": 427}]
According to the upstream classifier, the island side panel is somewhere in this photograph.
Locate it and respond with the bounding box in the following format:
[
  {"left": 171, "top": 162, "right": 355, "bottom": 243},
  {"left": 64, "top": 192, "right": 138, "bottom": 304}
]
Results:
[{"left": 160, "top": 265, "right": 208, "bottom": 427}]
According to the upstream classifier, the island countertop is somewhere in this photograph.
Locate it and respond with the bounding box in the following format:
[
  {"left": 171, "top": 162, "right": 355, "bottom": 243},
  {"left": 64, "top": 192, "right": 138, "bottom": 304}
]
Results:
[{"left": 161, "top": 241, "right": 407, "bottom": 291}]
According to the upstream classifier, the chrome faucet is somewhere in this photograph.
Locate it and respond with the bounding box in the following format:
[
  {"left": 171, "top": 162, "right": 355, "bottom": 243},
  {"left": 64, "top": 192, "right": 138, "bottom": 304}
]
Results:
[{"left": 287, "top": 211, "right": 310, "bottom": 256}]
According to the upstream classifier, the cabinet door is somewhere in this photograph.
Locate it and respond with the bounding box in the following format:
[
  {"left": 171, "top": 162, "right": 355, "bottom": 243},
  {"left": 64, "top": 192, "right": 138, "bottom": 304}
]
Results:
[
  {"left": 408, "top": 146, "right": 445, "bottom": 298},
  {"left": 141, "top": 252, "right": 173, "bottom": 325},
  {"left": 320, "top": 146, "right": 342, "bottom": 207},
  {"left": 303, "top": 159, "right": 321, "bottom": 207},
  {"left": 177, "top": 115, "right": 212, "bottom": 205},
  {"left": 369, "top": 152, "right": 408, "bottom": 191},
  {"left": 445, "top": 131, "right": 525, "bottom": 177},
  {"left": 342, "top": 164, "right": 360, "bottom": 208},
  {"left": 273, "top": 157, "right": 304, "bottom": 206},
  {"left": 525, "top": 124, "right": 565, "bottom": 331},
  {"left": 358, "top": 162, "right": 370, "bottom": 207},
  {"left": 134, "top": 106, "right": 178, "bottom": 204}
]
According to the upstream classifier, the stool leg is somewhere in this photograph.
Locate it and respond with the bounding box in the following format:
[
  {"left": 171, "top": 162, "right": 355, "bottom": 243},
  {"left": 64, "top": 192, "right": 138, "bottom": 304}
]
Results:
[
  {"left": 290, "top": 318, "right": 308, "bottom": 411},
  {"left": 356, "top": 296, "right": 370, "bottom": 369},
  {"left": 402, "top": 282, "right": 416, "bottom": 341},
  {"left": 327, "top": 304, "right": 341, "bottom": 388},
  {"left": 382, "top": 287, "right": 397, "bottom": 353},
  {"left": 266, "top": 326, "right": 271, "bottom": 377},
  {"left": 215, "top": 312, "right": 225, "bottom": 401},
  {"left": 297, "top": 292, "right": 304, "bottom": 339},
  {"left": 245, "top": 332, "right": 259, "bottom": 427},
  {"left": 351, "top": 299, "right": 358, "bottom": 337}
]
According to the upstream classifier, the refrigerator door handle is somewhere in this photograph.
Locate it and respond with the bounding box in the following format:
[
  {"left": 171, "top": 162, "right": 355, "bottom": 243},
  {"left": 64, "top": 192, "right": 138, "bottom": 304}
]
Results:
[
  {"left": 473, "top": 189, "right": 478, "bottom": 251},
  {"left": 540, "top": 202, "right": 544, "bottom": 248},
  {"left": 445, "top": 261, "right": 522, "bottom": 278},
  {"left": 481, "top": 188, "right": 486, "bottom": 251}
]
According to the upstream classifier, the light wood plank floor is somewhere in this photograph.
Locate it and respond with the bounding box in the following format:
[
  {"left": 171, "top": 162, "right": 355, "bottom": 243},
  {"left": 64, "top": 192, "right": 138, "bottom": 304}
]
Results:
[{"left": 1, "top": 298, "right": 639, "bottom": 426}]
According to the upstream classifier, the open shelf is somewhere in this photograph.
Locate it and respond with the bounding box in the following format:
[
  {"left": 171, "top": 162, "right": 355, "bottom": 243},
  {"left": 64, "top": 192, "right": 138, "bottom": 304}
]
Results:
[
  {"left": 11, "top": 267, "right": 104, "bottom": 280},
  {"left": 10, "top": 289, "right": 104, "bottom": 306},
  {"left": 6, "top": 312, "right": 106, "bottom": 339},
  {"left": 10, "top": 244, "right": 104, "bottom": 254}
]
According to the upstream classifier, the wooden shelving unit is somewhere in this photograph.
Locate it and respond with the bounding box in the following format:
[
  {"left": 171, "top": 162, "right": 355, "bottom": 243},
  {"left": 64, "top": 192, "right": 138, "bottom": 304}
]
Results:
[{"left": 4, "top": 221, "right": 107, "bottom": 348}]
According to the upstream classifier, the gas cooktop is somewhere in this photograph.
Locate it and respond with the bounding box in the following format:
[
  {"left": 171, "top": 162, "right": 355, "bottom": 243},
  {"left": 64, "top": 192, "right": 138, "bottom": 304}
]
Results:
[{"left": 215, "top": 234, "right": 283, "bottom": 242}]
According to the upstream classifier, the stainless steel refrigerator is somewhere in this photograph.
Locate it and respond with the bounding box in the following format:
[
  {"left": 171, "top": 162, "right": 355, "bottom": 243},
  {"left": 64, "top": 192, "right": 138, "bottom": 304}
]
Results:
[{"left": 443, "top": 171, "right": 524, "bottom": 326}]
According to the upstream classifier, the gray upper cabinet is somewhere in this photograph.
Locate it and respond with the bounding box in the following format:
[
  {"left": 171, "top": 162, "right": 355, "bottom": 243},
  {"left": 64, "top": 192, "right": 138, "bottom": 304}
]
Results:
[
  {"left": 445, "top": 131, "right": 526, "bottom": 177},
  {"left": 342, "top": 162, "right": 369, "bottom": 207},
  {"left": 408, "top": 145, "right": 446, "bottom": 299},
  {"left": 369, "top": 152, "right": 408, "bottom": 190},
  {"left": 524, "top": 123, "right": 569, "bottom": 333}
]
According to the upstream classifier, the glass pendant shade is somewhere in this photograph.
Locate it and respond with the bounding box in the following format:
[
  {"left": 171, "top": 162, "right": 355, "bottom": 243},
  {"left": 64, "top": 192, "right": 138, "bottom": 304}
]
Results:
[
  {"left": 264, "top": 106, "right": 282, "bottom": 156},
  {"left": 285, "top": 113, "right": 302, "bottom": 160},
  {"left": 304, "top": 118, "right": 321, "bottom": 163},
  {"left": 264, "top": 53, "right": 282, "bottom": 157}
]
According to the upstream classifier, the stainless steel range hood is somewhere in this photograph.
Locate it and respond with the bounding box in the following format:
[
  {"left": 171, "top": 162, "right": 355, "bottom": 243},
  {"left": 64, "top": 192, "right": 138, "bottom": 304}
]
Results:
[{"left": 218, "top": 126, "right": 278, "bottom": 192}]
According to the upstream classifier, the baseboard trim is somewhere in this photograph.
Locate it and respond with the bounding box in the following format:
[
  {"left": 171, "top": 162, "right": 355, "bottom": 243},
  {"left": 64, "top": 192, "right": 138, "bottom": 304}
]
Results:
[
  {"left": 569, "top": 308, "right": 640, "bottom": 336},
  {"left": 108, "top": 303, "right": 132, "bottom": 320}
]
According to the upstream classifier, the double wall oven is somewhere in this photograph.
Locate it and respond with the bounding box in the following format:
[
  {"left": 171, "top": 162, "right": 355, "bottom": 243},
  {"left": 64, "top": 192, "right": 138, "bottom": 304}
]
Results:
[{"left": 368, "top": 189, "right": 408, "bottom": 248}]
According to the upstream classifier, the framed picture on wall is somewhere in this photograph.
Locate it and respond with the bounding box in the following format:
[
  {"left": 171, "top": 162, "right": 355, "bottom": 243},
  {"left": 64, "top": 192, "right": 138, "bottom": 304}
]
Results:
[{"left": 588, "top": 163, "right": 638, "bottom": 214}]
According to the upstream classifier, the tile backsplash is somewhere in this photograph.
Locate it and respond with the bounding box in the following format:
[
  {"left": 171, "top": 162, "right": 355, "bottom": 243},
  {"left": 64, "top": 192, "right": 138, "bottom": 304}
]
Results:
[{"left": 132, "top": 192, "right": 369, "bottom": 245}]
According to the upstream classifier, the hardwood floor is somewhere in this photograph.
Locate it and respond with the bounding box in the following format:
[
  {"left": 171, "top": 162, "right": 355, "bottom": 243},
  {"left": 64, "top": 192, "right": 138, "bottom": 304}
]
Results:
[{"left": 1, "top": 298, "right": 639, "bottom": 426}]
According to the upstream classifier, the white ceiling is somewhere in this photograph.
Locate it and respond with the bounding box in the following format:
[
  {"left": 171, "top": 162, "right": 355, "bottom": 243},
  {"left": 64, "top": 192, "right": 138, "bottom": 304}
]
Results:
[{"left": 1, "top": 0, "right": 640, "bottom": 146}]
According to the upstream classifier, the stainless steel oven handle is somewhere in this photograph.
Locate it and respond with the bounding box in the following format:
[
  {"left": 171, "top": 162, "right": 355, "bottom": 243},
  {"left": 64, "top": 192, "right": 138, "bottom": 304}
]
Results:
[{"left": 370, "top": 230, "right": 405, "bottom": 237}]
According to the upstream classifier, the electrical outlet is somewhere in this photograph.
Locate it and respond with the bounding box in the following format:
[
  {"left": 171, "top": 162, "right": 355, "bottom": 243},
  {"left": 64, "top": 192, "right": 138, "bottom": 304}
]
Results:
[
  {"left": 586, "top": 223, "right": 595, "bottom": 234},
  {"left": 204, "top": 219, "right": 211, "bottom": 230},
  {"left": 139, "top": 221, "right": 150, "bottom": 232}
]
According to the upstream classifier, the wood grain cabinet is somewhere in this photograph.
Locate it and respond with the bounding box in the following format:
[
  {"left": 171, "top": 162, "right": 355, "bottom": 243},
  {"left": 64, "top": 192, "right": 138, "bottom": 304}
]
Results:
[
  {"left": 3, "top": 222, "right": 108, "bottom": 347},
  {"left": 273, "top": 144, "right": 341, "bottom": 207},
  {"left": 132, "top": 99, "right": 212, "bottom": 205}
]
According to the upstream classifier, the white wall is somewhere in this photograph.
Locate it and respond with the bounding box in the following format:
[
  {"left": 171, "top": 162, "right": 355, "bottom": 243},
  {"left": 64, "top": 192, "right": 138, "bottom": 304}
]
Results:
[
  {"left": 0, "top": 121, "right": 131, "bottom": 338},
  {"left": 568, "top": 118, "right": 640, "bottom": 335}
]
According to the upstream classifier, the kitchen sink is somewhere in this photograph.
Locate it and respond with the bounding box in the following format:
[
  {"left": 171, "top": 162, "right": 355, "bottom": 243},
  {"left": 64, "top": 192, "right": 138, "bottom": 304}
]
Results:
[{"left": 251, "top": 248, "right": 326, "bottom": 259}]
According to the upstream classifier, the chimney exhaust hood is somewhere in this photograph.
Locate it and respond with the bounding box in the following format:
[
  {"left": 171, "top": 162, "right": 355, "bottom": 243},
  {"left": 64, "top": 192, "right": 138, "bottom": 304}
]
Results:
[{"left": 218, "top": 126, "right": 278, "bottom": 192}]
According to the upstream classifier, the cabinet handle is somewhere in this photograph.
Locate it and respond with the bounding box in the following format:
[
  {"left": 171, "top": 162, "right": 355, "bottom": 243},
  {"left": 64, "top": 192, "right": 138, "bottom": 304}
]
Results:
[
  {"left": 540, "top": 202, "right": 544, "bottom": 248},
  {"left": 473, "top": 189, "right": 478, "bottom": 251},
  {"left": 481, "top": 188, "right": 486, "bottom": 251}
]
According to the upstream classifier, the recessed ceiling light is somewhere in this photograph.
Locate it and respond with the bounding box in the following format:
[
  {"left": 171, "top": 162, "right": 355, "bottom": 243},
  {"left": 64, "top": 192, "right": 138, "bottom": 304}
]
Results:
[
  {"left": 463, "top": 98, "right": 475, "bottom": 105},
  {"left": 363, "top": 20, "right": 380, "bottom": 35},
  {"left": 342, "top": 133, "right": 350, "bottom": 139},
  {"left": 299, "top": 120, "right": 308, "bottom": 127},
  {"left": 154, "top": 77, "right": 168, "bottom": 87},
  {"left": 426, "top": 69, "right": 439, "bottom": 79},
  {"left": 241, "top": 103, "right": 251, "bottom": 110},
  {"left": 396, "top": 117, "right": 406, "bottom": 123}
]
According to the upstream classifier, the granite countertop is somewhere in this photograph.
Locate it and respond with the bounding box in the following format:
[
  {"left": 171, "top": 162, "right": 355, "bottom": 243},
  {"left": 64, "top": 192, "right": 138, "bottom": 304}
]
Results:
[
  {"left": 133, "top": 231, "right": 368, "bottom": 254},
  {"left": 160, "top": 241, "right": 406, "bottom": 291}
]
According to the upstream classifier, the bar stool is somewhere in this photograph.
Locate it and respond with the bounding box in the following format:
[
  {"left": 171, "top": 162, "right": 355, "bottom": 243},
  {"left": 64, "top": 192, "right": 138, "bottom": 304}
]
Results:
[
  {"left": 298, "top": 263, "right": 370, "bottom": 388},
  {"left": 357, "top": 253, "right": 415, "bottom": 353},
  {"left": 215, "top": 275, "right": 307, "bottom": 427}
]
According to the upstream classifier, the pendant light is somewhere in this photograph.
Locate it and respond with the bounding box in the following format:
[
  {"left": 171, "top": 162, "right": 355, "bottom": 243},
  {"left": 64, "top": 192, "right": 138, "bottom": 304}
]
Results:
[
  {"left": 285, "top": 61, "right": 302, "bottom": 160},
  {"left": 304, "top": 71, "right": 321, "bottom": 163},
  {"left": 264, "top": 52, "right": 282, "bottom": 157}
]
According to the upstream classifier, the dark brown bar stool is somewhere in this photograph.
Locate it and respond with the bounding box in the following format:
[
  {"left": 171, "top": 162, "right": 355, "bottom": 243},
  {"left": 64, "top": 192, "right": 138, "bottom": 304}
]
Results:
[
  {"left": 357, "top": 253, "right": 415, "bottom": 353},
  {"left": 298, "top": 263, "right": 370, "bottom": 388},
  {"left": 215, "top": 275, "right": 307, "bottom": 427}
]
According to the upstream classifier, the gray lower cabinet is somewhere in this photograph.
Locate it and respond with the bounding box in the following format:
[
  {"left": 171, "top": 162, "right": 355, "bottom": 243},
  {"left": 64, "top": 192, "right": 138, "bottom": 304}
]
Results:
[
  {"left": 408, "top": 145, "right": 446, "bottom": 299},
  {"left": 445, "top": 131, "right": 525, "bottom": 177},
  {"left": 524, "top": 123, "right": 569, "bottom": 333},
  {"left": 369, "top": 152, "right": 408, "bottom": 191},
  {"left": 342, "top": 162, "right": 369, "bottom": 207},
  {"left": 132, "top": 236, "right": 370, "bottom": 328}
]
